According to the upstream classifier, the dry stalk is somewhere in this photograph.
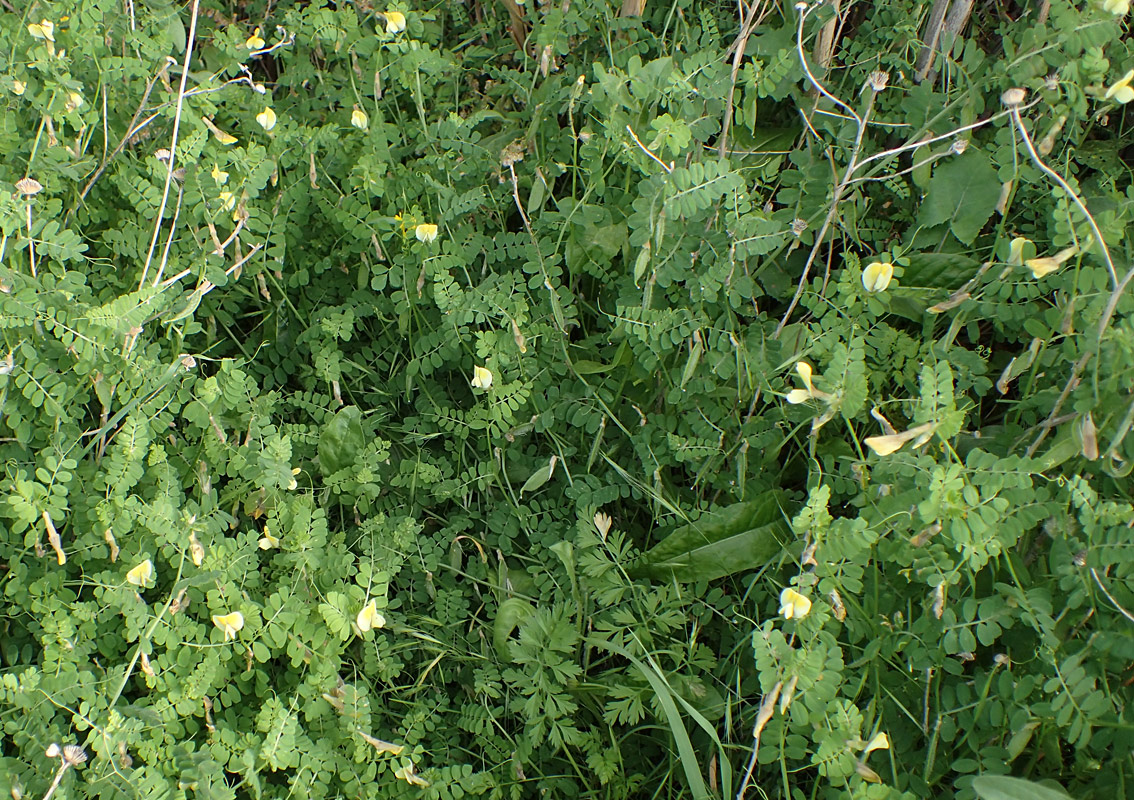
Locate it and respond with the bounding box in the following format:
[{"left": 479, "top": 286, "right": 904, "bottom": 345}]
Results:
[
  {"left": 138, "top": 0, "right": 201, "bottom": 290},
  {"left": 719, "top": 0, "right": 772, "bottom": 158},
  {"left": 1000, "top": 96, "right": 1131, "bottom": 458}
]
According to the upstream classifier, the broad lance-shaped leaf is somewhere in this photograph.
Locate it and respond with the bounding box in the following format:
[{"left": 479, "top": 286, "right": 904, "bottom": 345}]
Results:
[
  {"left": 318, "top": 406, "right": 365, "bottom": 476},
  {"left": 971, "top": 775, "right": 1075, "bottom": 800},
  {"left": 631, "top": 494, "right": 793, "bottom": 582}
]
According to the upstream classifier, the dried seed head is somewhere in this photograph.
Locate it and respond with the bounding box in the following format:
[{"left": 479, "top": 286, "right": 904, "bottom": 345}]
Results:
[
  {"left": 15, "top": 178, "right": 42, "bottom": 196},
  {"left": 1001, "top": 88, "right": 1027, "bottom": 108},
  {"left": 62, "top": 744, "right": 87, "bottom": 766},
  {"left": 867, "top": 71, "right": 890, "bottom": 92},
  {"left": 950, "top": 138, "right": 968, "bottom": 155}
]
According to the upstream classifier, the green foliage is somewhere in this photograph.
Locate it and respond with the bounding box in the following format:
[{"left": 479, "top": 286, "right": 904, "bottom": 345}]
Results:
[{"left": 2, "top": 0, "right": 1133, "bottom": 798}]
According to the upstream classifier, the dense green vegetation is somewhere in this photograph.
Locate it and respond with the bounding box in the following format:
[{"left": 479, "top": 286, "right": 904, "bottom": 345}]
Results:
[{"left": 1, "top": 0, "right": 1132, "bottom": 798}]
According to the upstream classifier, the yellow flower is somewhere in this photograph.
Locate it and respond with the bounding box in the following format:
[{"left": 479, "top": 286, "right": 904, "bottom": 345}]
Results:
[
  {"left": 863, "top": 421, "right": 937, "bottom": 456},
  {"left": 394, "top": 762, "right": 429, "bottom": 787},
  {"left": 28, "top": 20, "right": 55, "bottom": 42},
  {"left": 1006, "top": 236, "right": 1031, "bottom": 266},
  {"left": 65, "top": 92, "right": 83, "bottom": 112},
  {"left": 258, "top": 526, "right": 280, "bottom": 550},
  {"left": 212, "top": 611, "right": 245, "bottom": 641},
  {"left": 779, "top": 587, "right": 812, "bottom": 620},
  {"left": 126, "top": 559, "right": 154, "bottom": 588},
  {"left": 256, "top": 107, "right": 277, "bottom": 131},
  {"left": 1105, "top": 69, "right": 1134, "bottom": 104},
  {"left": 218, "top": 191, "right": 236, "bottom": 212},
  {"left": 415, "top": 223, "right": 438, "bottom": 243},
  {"left": 12, "top": 80, "right": 26, "bottom": 96},
  {"left": 189, "top": 532, "right": 205, "bottom": 566},
  {"left": 351, "top": 107, "right": 369, "bottom": 130},
  {"left": 1024, "top": 244, "right": 1078, "bottom": 279},
  {"left": 384, "top": 11, "right": 407, "bottom": 34},
  {"left": 211, "top": 164, "right": 229, "bottom": 185},
  {"left": 202, "top": 117, "right": 239, "bottom": 145},
  {"left": 862, "top": 261, "right": 894, "bottom": 293},
  {"left": 863, "top": 732, "right": 890, "bottom": 755},
  {"left": 785, "top": 361, "right": 831, "bottom": 404},
  {"left": 1103, "top": 0, "right": 1130, "bottom": 15},
  {"left": 471, "top": 366, "right": 493, "bottom": 390},
  {"left": 246, "top": 27, "right": 265, "bottom": 50},
  {"left": 357, "top": 599, "right": 386, "bottom": 632}
]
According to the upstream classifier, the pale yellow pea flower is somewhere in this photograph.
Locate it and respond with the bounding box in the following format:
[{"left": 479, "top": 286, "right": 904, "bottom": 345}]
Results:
[
  {"left": 256, "top": 106, "right": 277, "bottom": 131},
  {"left": 1103, "top": 0, "right": 1130, "bottom": 15},
  {"left": 65, "top": 92, "right": 83, "bottom": 112},
  {"left": 785, "top": 361, "right": 831, "bottom": 404},
  {"left": 862, "top": 261, "right": 894, "bottom": 293},
  {"left": 357, "top": 599, "right": 386, "bottom": 632},
  {"left": 863, "top": 732, "right": 890, "bottom": 754},
  {"left": 471, "top": 366, "right": 493, "bottom": 389},
  {"left": 415, "top": 223, "right": 438, "bottom": 243},
  {"left": 1105, "top": 69, "right": 1134, "bottom": 104},
  {"left": 351, "top": 108, "right": 369, "bottom": 130},
  {"left": 212, "top": 611, "right": 244, "bottom": 641},
  {"left": 246, "top": 27, "right": 265, "bottom": 50},
  {"left": 394, "top": 762, "right": 429, "bottom": 787},
  {"left": 863, "top": 421, "right": 937, "bottom": 456},
  {"left": 12, "top": 80, "right": 27, "bottom": 96},
  {"left": 28, "top": 20, "right": 55, "bottom": 41},
  {"left": 126, "top": 559, "right": 154, "bottom": 588},
  {"left": 1006, "top": 236, "right": 1031, "bottom": 266},
  {"left": 384, "top": 11, "right": 407, "bottom": 33},
  {"left": 202, "top": 117, "right": 238, "bottom": 145},
  {"left": 218, "top": 191, "right": 236, "bottom": 212},
  {"left": 258, "top": 526, "right": 280, "bottom": 550},
  {"left": 1024, "top": 244, "right": 1079, "bottom": 279},
  {"left": 211, "top": 164, "right": 229, "bottom": 185},
  {"left": 779, "top": 587, "right": 812, "bottom": 620}
]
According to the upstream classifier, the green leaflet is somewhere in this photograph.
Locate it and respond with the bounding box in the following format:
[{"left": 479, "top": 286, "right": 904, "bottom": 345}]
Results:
[{"left": 631, "top": 494, "right": 792, "bottom": 582}]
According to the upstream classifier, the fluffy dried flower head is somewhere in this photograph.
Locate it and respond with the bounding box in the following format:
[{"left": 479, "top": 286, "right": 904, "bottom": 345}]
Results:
[
  {"left": 15, "top": 178, "right": 42, "bottom": 196},
  {"left": 1001, "top": 88, "right": 1027, "bottom": 107}
]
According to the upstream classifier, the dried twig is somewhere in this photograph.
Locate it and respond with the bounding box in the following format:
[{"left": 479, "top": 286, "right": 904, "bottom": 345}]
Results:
[
  {"left": 139, "top": 0, "right": 202, "bottom": 290},
  {"left": 719, "top": 0, "right": 771, "bottom": 158}
]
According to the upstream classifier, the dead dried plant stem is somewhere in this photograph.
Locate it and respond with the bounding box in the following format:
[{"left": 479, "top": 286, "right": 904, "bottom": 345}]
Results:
[
  {"left": 736, "top": 681, "right": 782, "bottom": 800},
  {"left": 626, "top": 125, "right": 673, "bottom": 173},
  {"left": 1009, "top": 107, "right": 1117, "bottom": 289},
  {"left": 70, "top": 64, "right": 170, "bottom": 223},
  {"left": 719, "top": 0, "right": 769, "bottom": 158},
  {"left": 139, "top": 0, "right": 201, "bottom": 291}
]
